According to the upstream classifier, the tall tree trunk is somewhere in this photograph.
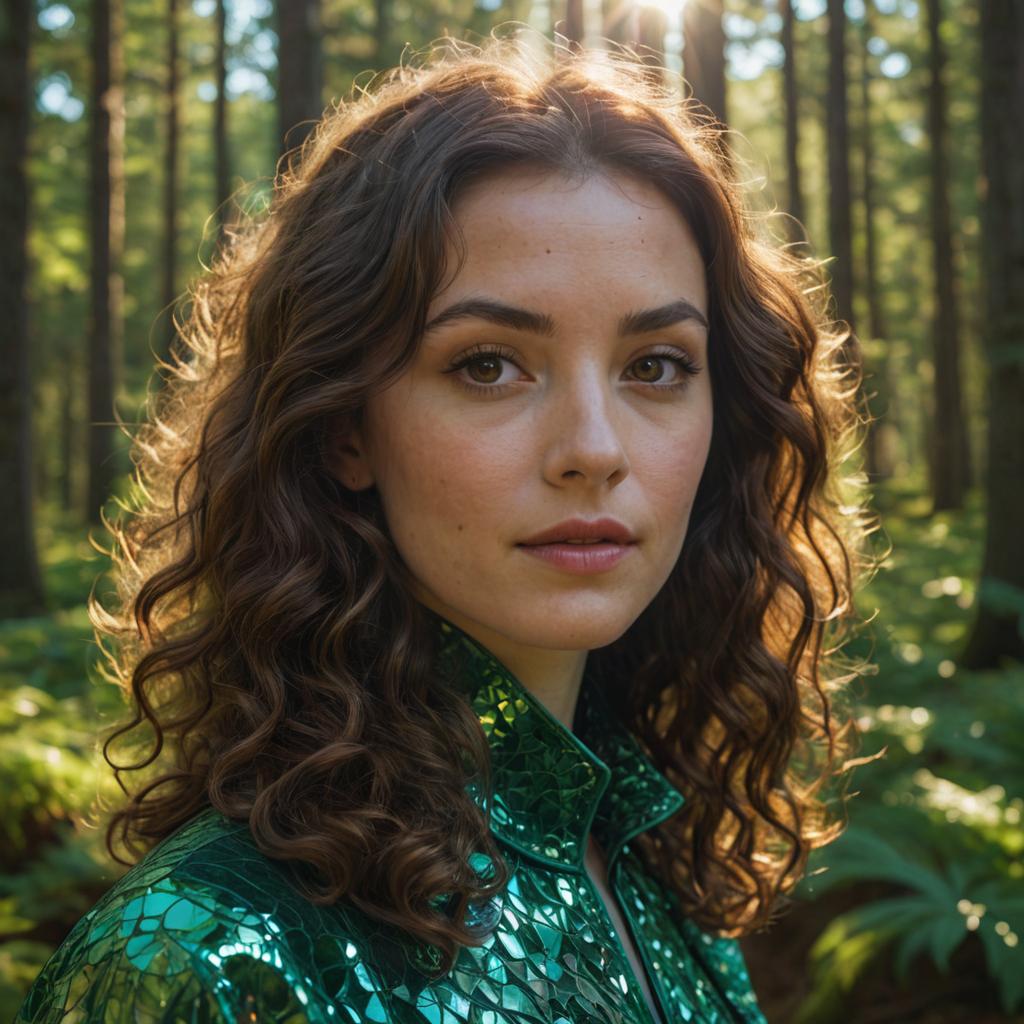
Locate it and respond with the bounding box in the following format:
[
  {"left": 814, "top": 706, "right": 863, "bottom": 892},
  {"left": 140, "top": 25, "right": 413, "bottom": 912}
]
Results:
[
  {"left": 682, "top": 0, "right": 727, "bottom": 128},
  {"left": 925, "top": 0, "right": 971, "bottom": 510},
  {"left": 826, "top": 0, "right": 859, "bottom": 384},
  {"left": 780, "top": 0, "right": 806, "bottom": 245},
  {"left": 87, "top": 0, "right": 126, "bottom": 526},
  {"left": 859, "top": 0, "right": 892, "bottom": 482},
  {"left": 0, "top": 0, "right": 46, "bottom": 616},
  {"left": 60, "top": 346, "right": 77, "bottom": 513},
  {"left": 961, "top": 0, "right": 1024, "bottom": 667},
  {"left": 161, "top": 0, "right": 181, "bottom": 363},
  {"left": 859, "top": 4, "right": 886, "bottom": 348},
  {"left": 277, "top": 0, "right": 322, "bottom": 158},
  {"left": 601, "top": 0, "right": 636, "bottom": 47},
  {"left": 557, "top": 0, "right": 584, "bottom": 51},
  {"left": 374, "top": 0, "right": 389, "bottom": 66},
  {"left": 637, "top": 7, "right": 667, "bottom": 89},
  {"left": 214, "top": 0, "right": 230, "bottom": 245}
]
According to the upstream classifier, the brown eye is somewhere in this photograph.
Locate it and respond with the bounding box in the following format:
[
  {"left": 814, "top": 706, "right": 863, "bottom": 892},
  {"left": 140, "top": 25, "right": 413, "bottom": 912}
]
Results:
[
  {"left": 627, "top": 351, "right": 702, "bottom": 388},
  {"left": 443, "top": 345, "right": 524, "bottom": 396},
  {"left": 466, "top": 356, "right": 504, "bottom": 385},
  {"left": 631, "top": 356, "right": 666, "bottom": 383}
]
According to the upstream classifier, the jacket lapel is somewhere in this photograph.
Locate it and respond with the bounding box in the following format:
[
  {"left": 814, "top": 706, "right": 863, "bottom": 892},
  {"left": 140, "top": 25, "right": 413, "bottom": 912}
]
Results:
[{"left": 431, "top": 614, "right": 685, "bottom": 871}]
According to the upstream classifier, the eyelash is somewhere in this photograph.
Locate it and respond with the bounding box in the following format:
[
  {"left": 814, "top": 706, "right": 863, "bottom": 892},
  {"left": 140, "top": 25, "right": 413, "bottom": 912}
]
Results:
[{"left": 443, "top": 344, "right": 703, "bottom": 397}]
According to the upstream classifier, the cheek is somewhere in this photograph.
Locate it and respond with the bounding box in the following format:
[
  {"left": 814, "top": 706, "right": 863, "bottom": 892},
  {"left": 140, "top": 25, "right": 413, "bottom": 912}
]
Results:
[
  {"left": 369, "top": 401, "right": 519, "bottom": 549},
  {"left": 639, "top": 416, "right": 712, "bottom": 529}
]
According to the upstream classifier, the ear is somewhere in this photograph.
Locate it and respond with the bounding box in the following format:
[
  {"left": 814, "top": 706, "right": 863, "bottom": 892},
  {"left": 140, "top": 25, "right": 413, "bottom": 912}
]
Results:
[{"left": 323, "top": 412, "right": 376, "bottom": 491}]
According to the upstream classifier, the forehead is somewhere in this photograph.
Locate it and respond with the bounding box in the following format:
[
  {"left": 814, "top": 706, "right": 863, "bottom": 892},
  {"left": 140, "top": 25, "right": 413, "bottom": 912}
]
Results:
[{"left": 434, "top": 167, "right": 707, "bottom": 324}]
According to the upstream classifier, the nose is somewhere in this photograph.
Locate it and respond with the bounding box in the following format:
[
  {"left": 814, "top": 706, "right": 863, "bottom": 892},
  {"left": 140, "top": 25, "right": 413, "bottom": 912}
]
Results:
[{"left": 540, "top": 366, "right": 630, "bottom": 488}]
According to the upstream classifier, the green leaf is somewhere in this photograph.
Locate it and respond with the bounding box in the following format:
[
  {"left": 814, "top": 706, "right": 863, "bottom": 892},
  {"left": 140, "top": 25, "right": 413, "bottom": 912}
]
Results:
[
  {"left": 893, "top": 925, "right": 933, "bottom": 983},
  {"left": 811, "top": 826, "right": 954, "bottom": 903},
  {"left": 927, "top": 914, "right": 968, "bottom": 972}
]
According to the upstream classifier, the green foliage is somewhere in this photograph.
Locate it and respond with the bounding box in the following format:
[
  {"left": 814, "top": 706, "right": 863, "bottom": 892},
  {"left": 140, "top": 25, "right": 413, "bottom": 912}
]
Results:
[
  {"left": 0, "top": 503, "right": 127, "bottom": 1015},
  {"left": 788, "top": 481, "right": 1024, "bottom": 1019},
  {"left": 798, "top": 818, "right": 1024, "bottom": 1017}
]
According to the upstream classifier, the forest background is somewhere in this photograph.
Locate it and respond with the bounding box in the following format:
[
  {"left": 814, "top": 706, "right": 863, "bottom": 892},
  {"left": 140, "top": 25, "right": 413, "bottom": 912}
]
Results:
[{"left": 1, "top": 0, "right": 1022, "bottom": 1021}]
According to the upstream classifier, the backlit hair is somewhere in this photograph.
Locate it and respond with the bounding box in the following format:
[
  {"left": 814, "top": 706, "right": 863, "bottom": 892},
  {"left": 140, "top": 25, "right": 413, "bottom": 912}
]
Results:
[{"left": 90, "top": 29, "right": 877, "bottom": 974}]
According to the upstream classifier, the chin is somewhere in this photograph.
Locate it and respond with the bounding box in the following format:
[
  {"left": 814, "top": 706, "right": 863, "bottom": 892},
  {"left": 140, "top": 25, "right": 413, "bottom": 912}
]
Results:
[{"left": 505, "top": 610, "right": 636, "bottom": 652}]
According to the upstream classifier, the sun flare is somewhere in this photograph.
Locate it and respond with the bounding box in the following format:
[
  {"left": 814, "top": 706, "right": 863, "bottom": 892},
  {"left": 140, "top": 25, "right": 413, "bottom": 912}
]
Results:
[{"left": 639, "top": 0, "right": 688, "bottom": 21}]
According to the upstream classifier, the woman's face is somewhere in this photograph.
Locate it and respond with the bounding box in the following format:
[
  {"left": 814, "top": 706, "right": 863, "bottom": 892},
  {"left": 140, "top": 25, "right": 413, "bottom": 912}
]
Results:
[{"left": 334, "top": 167, "right": 712, "bottom": 660}]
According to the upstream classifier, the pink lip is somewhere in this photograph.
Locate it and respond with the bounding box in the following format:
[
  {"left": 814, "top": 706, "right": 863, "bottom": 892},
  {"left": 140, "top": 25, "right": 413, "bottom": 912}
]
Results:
[
  {"left": 516, "top": 541, "right": 635, "bottom": 574},
  {"left": 518, "top": 516, "right": 636, "bottom": 546}
]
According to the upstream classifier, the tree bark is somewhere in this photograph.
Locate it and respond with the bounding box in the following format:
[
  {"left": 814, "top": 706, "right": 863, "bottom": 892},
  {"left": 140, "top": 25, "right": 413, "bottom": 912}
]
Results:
[
  {"left": 601, "top": 0, "right": 636, "bottom": 48},
  {"left": 826, "top": 0, "right": 855, "bottom": 342},
  {"left": 780, "top": 0, "right": 806, "bottom": 245},
  {"left": 682, "top": 0, "right": 727, "bottom": 128},
  {"left": 637, "top": 6, "right": 667, "bottom": 90},
  {"left": 961, "top": 0, "right": 1024, "bottom": 667},
  {"left": 277, "top": 0, "right": 322, "bottom": 159},
  {"left": 374, "top": 0, "right": 390, "bottom": 66},
  {"left": 87, "top": 0, "right": 126, "bottom": 526},
  {"left": 925, "top": 0, "right": 971, "bottom": 510},
  {"left": 0, "top": 0, "right": 46, "bottom": 616},
  {"left": 161, "top": 0, "right": 181, "bottom": 363},
  {"left": 214, "top": 0, "right": 231, "bottom": 245},
  {"left": 557, "top": 0, "right": 584, "bottom": 51},
  {"left": 859, "top": 4, "right": 885, "bottom": 347},
  {"left": 60, "top": 346, "right": 77, "bottom": 514},
  {"left": 859, "top": 0, "right": 892, "bottom": 482}
]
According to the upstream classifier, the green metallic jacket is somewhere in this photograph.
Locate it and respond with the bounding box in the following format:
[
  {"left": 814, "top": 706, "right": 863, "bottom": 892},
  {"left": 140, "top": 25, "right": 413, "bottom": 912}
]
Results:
[{"left": 17, "top": 615, "right": 767, "bottom": 1024}]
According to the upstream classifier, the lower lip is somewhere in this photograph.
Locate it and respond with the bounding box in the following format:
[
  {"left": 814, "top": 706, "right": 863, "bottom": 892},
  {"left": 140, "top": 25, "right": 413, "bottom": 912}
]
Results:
[{"left": 516, "top": 541, "right": 636, "bottom": 574}]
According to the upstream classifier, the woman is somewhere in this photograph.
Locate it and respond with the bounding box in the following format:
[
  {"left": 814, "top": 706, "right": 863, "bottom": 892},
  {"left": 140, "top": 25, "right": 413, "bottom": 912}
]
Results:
[{"left": 18, "top": 30, "right": 873, "bottom": 1024}]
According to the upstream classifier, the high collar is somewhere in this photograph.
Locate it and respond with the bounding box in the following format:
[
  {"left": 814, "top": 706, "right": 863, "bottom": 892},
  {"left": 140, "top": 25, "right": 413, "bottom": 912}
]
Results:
[{"left": 430, "top": 613, "right": 686, "bottom": 875}]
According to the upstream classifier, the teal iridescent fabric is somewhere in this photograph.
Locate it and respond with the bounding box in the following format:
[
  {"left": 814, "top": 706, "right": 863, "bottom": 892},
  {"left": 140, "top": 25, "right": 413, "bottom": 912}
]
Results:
[{"left": 17, "top": 614, "right": 766, "bottom": 1023}]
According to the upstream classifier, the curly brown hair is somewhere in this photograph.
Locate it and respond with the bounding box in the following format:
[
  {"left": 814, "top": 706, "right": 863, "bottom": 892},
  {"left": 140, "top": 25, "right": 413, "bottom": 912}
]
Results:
[{"left": 88, "top": 30, "right": 878, "bottom": 977}]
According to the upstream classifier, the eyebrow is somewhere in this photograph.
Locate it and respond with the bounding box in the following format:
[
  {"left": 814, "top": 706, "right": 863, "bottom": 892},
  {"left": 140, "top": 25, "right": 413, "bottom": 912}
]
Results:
[{"left": 423, "top": 296, "right": 709, "bottom": 337}]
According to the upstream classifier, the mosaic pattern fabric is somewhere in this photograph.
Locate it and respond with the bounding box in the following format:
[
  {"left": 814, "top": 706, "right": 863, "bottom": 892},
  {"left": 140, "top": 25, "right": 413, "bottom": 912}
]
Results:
[{"left": 17, "top": 614, "right": 767, "bottom": 1024}]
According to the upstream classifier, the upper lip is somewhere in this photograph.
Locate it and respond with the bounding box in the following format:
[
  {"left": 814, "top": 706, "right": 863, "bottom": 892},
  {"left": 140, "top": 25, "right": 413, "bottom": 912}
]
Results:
[{"left": 518, "top": 517, "right": 637, "bottom": 546}]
